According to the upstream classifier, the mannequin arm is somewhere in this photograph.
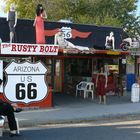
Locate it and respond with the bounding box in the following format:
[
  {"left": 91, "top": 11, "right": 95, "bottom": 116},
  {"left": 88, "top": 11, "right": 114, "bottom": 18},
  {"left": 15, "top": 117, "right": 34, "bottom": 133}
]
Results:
[
  {"left": 96, "top": 74, "right": 98, "bottom": 87},
  {"left": 105, "top": 36, "right": 108, "bottom": 46},
  {"left": 6, "top": 12, "right": 9, "bottom": 21},
  {"left": 43, "top": 11, "right": 47, "bottom": 19},
  {"left": 54, "top": 34, "right": 58, "bottom": 45},
  {"left": 41, "top": 10, "right": 47, "bottom": 19},
  {"left": 33, "top": 16, "right": 37, "bottom": 27},
  {"left": 105, "top": 73, "right": 108, "bottom": 88},
  {"left": 14, "top": 12, "right": 17, "bottom": 27},
  {"left": 112, "top": 37, "right": 115, "bottom": 49}
]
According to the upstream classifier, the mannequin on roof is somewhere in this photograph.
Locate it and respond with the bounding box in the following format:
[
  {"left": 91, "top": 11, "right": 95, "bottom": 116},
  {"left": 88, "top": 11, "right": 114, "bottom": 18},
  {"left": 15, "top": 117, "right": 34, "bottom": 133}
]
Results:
[
  {"left": 54, "top": 29, "right": 89, "bottom": 51},
  {"left": 105, "top": 32, "right": 115, "bottom": 50},
  {"left": 7, "top": 4, "right": 17, "bottom": 43},
  {"left": 33, "top": 4, "right": 47, "bottom": 44}
]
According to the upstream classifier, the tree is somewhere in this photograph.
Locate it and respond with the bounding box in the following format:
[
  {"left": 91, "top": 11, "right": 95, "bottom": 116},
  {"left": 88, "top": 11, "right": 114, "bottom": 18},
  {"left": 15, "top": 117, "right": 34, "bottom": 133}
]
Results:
[{"left": 3, "top": 0, "right": 140, "bottom": 36}]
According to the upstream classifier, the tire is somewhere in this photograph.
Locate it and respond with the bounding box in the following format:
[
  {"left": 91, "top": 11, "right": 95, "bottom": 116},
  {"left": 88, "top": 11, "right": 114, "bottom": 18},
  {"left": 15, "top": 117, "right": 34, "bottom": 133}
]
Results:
[{"left": 121, "top": 44, "right": 128, "bottom": 51}]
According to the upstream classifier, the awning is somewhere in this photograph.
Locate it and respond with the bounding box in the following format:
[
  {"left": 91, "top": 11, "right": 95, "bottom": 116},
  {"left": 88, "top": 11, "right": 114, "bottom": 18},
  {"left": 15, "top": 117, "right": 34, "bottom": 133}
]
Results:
[{"left": 59, "top": 48, "right": 130, "bottom": 55}]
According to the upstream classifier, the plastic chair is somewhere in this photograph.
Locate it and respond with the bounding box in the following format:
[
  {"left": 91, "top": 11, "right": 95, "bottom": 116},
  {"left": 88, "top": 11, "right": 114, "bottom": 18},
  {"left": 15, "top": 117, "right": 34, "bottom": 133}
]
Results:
[
  {"left": 0, "top": 116, "right": 5, "bottom": 137},
  {"left": 76, "top": 81, "right": 94, "bottom": 99}
]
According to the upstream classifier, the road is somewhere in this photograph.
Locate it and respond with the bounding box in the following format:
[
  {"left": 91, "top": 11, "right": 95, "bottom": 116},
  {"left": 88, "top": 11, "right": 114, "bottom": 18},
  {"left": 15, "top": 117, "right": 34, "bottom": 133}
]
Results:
[{"left": 2, "top": 118, "right": 140, "bottom": 140}]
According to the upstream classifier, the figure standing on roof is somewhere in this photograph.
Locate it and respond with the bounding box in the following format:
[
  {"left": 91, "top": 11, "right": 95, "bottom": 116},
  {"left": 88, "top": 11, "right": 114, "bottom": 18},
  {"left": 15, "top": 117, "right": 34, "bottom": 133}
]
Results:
[
  {"left": 105, "top": 32, "right": 115, "bottom": 50},
  {"left": 7, "top": 4, "right": 17, "bottom": 43},
  {"left": 33, "top": 4, "right": 47, "bottom": 44}
]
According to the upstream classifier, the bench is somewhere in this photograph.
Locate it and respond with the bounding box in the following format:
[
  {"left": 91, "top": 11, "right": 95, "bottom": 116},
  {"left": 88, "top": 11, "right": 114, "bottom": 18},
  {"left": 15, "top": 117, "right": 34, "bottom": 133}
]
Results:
[{"left": 0, "top": 115, "right": 19, "bottom": 137}]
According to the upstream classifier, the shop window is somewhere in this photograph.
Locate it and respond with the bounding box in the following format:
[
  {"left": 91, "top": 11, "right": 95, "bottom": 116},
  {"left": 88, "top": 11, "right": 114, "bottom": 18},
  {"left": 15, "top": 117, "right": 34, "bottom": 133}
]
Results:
[{"left": 65, "top": 58, "right": 92, "bottom": 77}]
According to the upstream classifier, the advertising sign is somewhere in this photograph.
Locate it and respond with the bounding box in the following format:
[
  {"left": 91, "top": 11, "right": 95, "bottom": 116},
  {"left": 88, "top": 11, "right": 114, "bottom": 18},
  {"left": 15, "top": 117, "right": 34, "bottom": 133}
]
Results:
[
  {"left": 4, "top": 61, "right": 48, "bottom": 104},
  {"left": 1, "top": 43, "right": 59, "bottom": 56}
]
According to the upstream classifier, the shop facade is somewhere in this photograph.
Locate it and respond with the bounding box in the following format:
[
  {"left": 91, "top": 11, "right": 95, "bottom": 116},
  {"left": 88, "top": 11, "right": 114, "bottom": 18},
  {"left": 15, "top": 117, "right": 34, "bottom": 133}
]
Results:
[
  {"left": 35, "top": 49, "right": 129, "bottom": 96},
  {"left": 0, "top": 17, "right": 130, "bottom": 108}
]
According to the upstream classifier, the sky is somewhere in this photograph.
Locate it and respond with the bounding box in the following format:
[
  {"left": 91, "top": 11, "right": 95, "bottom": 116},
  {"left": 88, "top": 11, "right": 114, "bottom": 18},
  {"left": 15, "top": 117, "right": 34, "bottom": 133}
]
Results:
[
  {"left": 0, "top": 1, "right": 6, "bottom": 17},
  {"left": 0, "top": 0, "right": 140, "bottom": 17},
  {"left": 137, "top": 0, "right": 140, "bottom": 16}
]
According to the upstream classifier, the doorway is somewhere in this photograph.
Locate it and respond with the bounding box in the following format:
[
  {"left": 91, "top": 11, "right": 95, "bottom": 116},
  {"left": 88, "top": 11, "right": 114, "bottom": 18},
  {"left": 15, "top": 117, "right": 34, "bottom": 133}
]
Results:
[{"left": 54, "top": 59, "right": 63, "bottom": 93}]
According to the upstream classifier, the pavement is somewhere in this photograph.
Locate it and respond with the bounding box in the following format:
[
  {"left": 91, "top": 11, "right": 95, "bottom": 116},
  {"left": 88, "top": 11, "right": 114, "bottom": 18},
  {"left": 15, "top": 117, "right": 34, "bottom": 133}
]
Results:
[{"left": 15, "top": 91, "right": 140, "bottom": 128}]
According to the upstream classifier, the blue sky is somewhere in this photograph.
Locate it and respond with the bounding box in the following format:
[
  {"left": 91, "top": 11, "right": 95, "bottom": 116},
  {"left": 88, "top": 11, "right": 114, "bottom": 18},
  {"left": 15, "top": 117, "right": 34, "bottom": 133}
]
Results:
[
  {"left": 0, "top": 1, "right": 6, "bottom": 17},
  {"left": 136, "top": 0, "right": 140, "bottom": 16},
  {"left": 0, "top": 0, "right": 140, "bottom": 17}
]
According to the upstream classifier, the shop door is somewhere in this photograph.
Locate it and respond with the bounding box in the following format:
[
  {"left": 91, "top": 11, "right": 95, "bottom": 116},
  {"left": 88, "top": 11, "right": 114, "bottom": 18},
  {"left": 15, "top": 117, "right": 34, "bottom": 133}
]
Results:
[
  {"left": 54, "top": 59, "right": 63, "bottom": 93},
  {"left": 45, "top": 58, "right": 63, "bottom": 93}
]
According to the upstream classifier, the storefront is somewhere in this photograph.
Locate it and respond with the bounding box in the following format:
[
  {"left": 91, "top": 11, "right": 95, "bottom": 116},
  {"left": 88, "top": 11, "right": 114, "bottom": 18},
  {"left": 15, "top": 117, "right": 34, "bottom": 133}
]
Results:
[
  {"left": 0, "top": 17, "right": 130, "bottom": 108},
  {"left": 35, "top": 49, "right": 129, "bottom": 96},
  {"left": 0, "top": 45, "right": 129, "bottom": 108},
  {"left": 0, "top": 43, "right": 59, "bottom": 109}
]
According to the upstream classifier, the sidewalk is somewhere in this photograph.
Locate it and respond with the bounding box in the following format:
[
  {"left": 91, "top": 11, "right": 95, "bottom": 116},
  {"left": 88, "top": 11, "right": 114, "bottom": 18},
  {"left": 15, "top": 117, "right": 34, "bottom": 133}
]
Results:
[{"left": 15, "top": 92, "right": 140, "bottom": 128}]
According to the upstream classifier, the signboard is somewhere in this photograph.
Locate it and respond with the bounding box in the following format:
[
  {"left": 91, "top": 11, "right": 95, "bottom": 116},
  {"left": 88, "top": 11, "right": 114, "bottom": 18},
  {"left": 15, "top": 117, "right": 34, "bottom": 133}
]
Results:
[
  {"left": 0, "top": 43, "right": 59, "bottom": 56},
  {"left": 106, "top": 51, "right": 120, "bottom": 55},
  {"left": 4, "top": 61, "right": 48, "bottom": 104},
  {"left": 108, "top": 65, "right": 119, "bottom": 71},
  {"left": 131, "top": 51, "right": 140, "bottom": 56},
  {"left": 61, "top": 27, "right": 72, "bottom": 39}
]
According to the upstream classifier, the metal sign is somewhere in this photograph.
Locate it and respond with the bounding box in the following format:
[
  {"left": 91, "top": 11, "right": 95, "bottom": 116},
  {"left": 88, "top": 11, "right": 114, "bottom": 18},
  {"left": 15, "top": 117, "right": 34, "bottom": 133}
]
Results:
[
  {"left": 131, "top": 51, "right": 140, "bottom": 56},
  {"left": 61, "top": 27, "right": 72, "bottom": 39},
  {"left": 4, "top": 61, "right": 48, "bottom": 104},
  {"left": 1, "top": 43, "right": 59, "bottom": 56}
]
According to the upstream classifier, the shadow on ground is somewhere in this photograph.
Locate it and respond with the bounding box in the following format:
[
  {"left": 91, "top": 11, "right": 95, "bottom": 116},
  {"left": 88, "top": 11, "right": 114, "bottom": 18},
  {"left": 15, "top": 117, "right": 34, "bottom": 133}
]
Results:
[{"left": 53, "top": 91, "right": 131, "bottom": 107}]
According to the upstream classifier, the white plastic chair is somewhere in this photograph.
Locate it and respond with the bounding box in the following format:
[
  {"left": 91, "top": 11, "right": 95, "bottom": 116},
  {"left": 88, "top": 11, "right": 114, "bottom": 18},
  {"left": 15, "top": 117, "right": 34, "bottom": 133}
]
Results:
[
  {"left": 0, "top": 116, "right": 5, "bottom": 137},
  {"left": 76, "top": 81, "right": 94, "bottom": 99},
  {"left": 3, "top": 117, "right": 20, "bottom": 135}
]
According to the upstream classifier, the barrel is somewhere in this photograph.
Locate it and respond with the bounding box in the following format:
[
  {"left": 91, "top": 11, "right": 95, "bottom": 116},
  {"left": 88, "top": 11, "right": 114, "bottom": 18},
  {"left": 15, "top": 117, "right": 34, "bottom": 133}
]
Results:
[{"left": 127, "top": 74, "right": 135, "bottom": 91}]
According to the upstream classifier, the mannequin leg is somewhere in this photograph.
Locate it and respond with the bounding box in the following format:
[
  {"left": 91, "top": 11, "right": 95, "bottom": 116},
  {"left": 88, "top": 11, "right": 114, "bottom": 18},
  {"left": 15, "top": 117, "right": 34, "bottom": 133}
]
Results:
[
  {"left": 99, "top": 95, "right": 102, "bottom": 104},
  {"left": 103, "top": 95, "right": 106, "bottom": 104},
  {"left": 67, "top": 41, "right": 76, "bottom": 48},
  {"left": 10, "top": 32, "right": 14, "bottom": 43}
]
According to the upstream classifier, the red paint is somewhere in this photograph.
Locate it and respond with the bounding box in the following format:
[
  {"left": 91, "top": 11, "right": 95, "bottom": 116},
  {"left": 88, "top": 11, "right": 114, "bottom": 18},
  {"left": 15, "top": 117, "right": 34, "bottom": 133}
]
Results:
[{"left": 0, "top": 86, "right": 53, "bottom": 109}]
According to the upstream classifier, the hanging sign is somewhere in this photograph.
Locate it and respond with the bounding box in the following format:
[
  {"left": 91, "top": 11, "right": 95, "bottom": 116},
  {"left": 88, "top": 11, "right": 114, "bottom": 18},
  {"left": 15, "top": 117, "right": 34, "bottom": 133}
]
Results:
[
  {"left": 0, "top": 43, "right": 59, "bottom": 55},
  {"left": 4, "top": 61, "right": 48, "bottom": 104}
]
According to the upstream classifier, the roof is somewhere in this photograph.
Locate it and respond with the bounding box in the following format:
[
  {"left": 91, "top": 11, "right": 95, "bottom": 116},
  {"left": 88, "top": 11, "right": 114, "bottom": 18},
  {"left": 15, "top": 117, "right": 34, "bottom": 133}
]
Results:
[{"left": 59, "top": 48, "right": 130, "bottom": 56}]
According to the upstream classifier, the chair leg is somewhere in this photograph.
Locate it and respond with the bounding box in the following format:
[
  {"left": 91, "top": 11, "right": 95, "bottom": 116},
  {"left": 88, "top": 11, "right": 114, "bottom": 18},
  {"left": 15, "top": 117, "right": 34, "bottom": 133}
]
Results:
[
  {"left": 84, "top": 91, "right": 86, "bottom": 99},
  {"left": 15, "top": 118, "right": 20, "bottom": 134},
  {"left": 0, "top": 127, "right": 3, "bottom": 137},
  {"left": 76, "top": 90, "right": 78, "bottom": 97},
  {"left": 92, "top": 91, "right": 94, "bottom": 100}
]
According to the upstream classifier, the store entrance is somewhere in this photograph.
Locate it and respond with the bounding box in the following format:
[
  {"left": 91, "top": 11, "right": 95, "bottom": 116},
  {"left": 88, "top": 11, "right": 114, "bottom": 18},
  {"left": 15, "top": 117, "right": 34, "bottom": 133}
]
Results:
[
  {"left": 38, "top": 58, "right": 63, "bottom": 93},
  {"left": 54, "top": 59, "right": 63, "bottom": 93}
]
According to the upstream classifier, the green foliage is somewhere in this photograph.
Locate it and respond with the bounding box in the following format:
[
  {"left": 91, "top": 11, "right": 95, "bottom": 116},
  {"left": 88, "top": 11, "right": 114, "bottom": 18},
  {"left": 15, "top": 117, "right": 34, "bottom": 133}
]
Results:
[
  {"left": 127, "top": 56, "right": 135, "bottom": 64},
  {"left": 2, "top": 0, "right": 140, "bottom": 36},
  {"left": 3, "top": 0, "right": 47, "bottom": 19}
]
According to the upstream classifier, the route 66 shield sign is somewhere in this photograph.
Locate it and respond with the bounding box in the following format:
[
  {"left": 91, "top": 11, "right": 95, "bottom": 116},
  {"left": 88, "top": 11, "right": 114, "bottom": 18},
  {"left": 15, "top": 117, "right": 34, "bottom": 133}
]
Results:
[{"left": 4, "top": 61, "right": 48, "bottom": 104}]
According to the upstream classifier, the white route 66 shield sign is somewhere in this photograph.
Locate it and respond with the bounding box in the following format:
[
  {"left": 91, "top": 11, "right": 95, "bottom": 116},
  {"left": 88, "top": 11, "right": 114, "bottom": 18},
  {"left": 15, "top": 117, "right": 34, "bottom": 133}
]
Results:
[{"left": 4, "top": 61, "right": 48, "bottom": 104}]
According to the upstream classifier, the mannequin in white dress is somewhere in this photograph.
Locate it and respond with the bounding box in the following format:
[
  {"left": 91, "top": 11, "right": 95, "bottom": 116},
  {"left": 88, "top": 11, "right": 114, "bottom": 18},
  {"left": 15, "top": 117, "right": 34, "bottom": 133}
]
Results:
[{"left": 54, "top": 30, "right": 89, "bottom": 51}]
